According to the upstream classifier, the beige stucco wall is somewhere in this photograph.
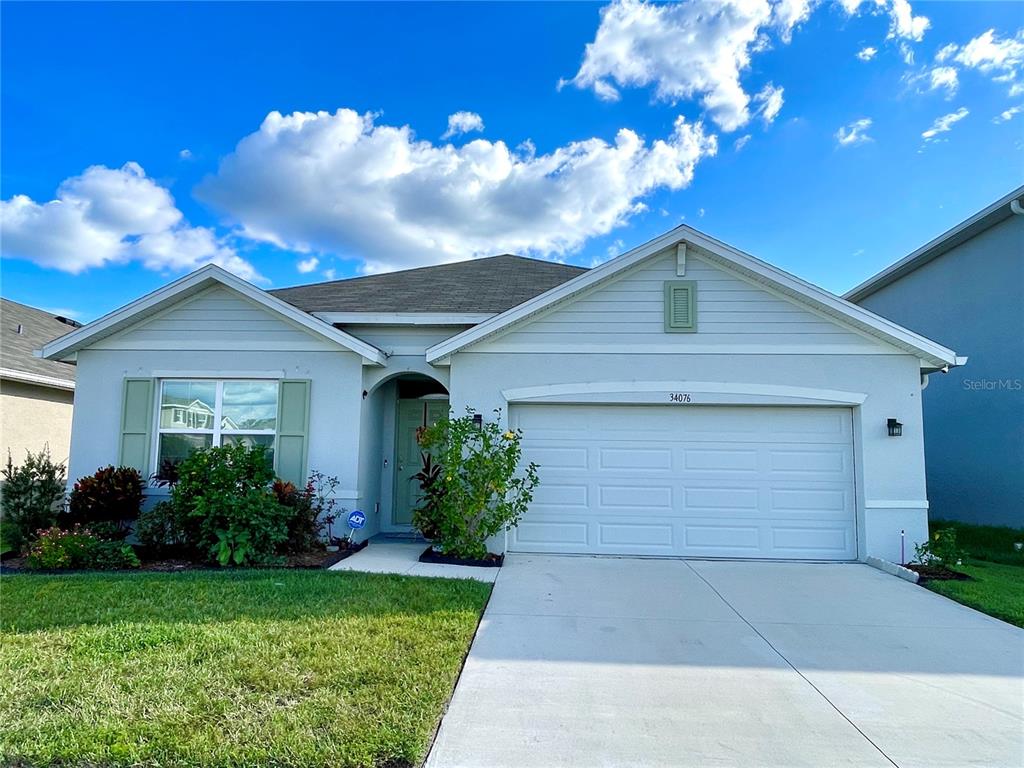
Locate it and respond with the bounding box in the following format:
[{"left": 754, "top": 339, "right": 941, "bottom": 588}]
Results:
[{"left": 0, "top": 378, "right": 74, "bottom": 466}]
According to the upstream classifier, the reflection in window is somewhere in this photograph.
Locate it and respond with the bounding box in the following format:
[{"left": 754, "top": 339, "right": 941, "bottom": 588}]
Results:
[{"left": 155, "top": 380, "right": 278, "bottom": 473}]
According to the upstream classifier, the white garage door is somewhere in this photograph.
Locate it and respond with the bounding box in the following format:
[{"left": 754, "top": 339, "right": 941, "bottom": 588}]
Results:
[{"left": 509, "top": 405, "right": 857, "bottom": 560}]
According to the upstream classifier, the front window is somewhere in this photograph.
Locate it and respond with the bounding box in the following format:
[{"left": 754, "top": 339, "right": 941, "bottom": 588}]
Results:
[{"left": 156, "top": 379, "right": 278, "bottom": 470}]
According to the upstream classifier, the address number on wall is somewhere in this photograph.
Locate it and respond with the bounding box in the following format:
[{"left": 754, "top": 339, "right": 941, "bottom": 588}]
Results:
[{"left": 668, "top": 392, "right": 692, "bottom": 403}]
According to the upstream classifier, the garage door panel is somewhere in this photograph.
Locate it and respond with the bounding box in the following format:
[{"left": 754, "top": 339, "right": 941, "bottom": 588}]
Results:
[{"left": 510, "top": 405, "right": 857, "bottom": 560}]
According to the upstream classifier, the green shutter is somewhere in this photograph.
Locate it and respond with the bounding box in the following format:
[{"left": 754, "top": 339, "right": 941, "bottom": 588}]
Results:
[
  {"left": 276, "top": 380, "right": 311, "bottom": 484},
  {"left": 664, "top": 281, "right": 697, "bottom": 333},
  {"left": 119, "top": 378, "right": 155, "bottom": 475}
]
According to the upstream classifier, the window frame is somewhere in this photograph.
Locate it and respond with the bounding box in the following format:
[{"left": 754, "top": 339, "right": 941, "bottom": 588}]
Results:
[{"left": 153, "top": 379, "right": 279, "bottom": 476}]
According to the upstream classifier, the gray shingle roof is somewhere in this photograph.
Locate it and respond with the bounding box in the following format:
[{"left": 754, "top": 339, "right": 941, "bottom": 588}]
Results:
[
  {"left": 1, "top": 299, "right": 78, "bottom": 384},
  {"left": 269, "top": 254, "right": 588, "bottom": 313}
]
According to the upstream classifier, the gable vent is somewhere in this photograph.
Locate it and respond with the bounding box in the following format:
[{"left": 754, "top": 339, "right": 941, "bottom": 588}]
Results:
[{"left": 664, "top": 281, "right": 697, "bottom": 333}]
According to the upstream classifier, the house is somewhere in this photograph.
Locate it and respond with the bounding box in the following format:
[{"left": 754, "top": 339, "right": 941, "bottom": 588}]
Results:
[
  {"left": 1, "top": 299, "right": 79, "bottom": 465},
  {"left": 845, "top": 187, "right": 1023, "bottom": 527},
  {"left": 41, "top": 226, "right": 963, "bottom": 564}
]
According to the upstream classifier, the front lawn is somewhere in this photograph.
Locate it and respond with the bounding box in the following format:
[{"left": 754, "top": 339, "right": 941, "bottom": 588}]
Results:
[
  {"left": 0, "top": 570, "right": 491, "bottom": 768},
  {"left": 923, "top": 520, "right": 1024, "bottom": 628}
]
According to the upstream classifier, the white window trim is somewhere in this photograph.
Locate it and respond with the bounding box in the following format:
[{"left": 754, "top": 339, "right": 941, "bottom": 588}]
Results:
[{"left": 152, "top": 379, "right": 280, "bottom": 475}]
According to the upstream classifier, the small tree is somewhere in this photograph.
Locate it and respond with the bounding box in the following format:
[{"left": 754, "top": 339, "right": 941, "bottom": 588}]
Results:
[
  {"left": 0, "top": 448, "right": 66, "bottom": 553},
  {"left": 417, "top": 408, "right": 539, "bottom": 560}
]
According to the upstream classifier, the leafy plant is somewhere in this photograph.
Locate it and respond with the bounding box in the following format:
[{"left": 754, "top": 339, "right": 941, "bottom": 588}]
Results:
[
  {"left": 134, "top": 500, "right": 188, "bottom": 555},
  {"left": 914, "top": 527, "right": 968, "bottom": 567},
  {"left": 417, "top": 408, "right": 539, "bottom": 560},
  {"left": 0, "top": 448, "right": 66, "bottom": 554},
  {"left": 272, "top": 471, "right": 340, "bottom": 554},
  {"left": 411, "top": 452, "right": 444, "bottom": 541},
  {"left": 65, "top": 465, "right": 145, "bottom": 537},
  {"left": 150, "top": 458, "right": 181, "bottom": 489},
  {"left": 25, "top": 525, "right": 140, "bottom": 570},
  {"left": 169, "top": 443, "right": 290, "bottom": 565}
]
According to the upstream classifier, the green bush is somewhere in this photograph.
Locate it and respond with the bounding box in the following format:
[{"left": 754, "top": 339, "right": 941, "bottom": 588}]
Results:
[
  {"left": 411, "top": 453, "right": 444, "bottom": 541},
  {"left": 272, "top": 470, "right": 339, "bottom": 553},
  {"left": 914, "top": 527, "right": 968, "bottom": 566},
  {"left": 170, "top": 443, "right": 291, "bottom": 566},
  {"left": 25, "top": 525, "right": 140, "bottom": 570},
  {"left": 65, "top": 465, "right": 145, "bottom": 537},
  {"left": 134, "top": 500, "right": 188, "bottom": 556},
  {"left": 0, "top": 448, "right": 66, "bottom": 554},
  {"left": 417, "top": 408, "right": 539, "bottom": 560}
]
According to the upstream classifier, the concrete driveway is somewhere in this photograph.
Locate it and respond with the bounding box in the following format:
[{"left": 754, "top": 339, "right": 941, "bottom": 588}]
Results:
[{"left": 426, "top": 555, "right": 1023, "bottom": 768}]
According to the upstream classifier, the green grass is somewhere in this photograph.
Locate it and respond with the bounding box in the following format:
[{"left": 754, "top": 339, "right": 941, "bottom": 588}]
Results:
[
  {"left": 0, "top": 570, "right": 491, "bottom": 768},
  {"left": 930, "top": 519, "right": 1024, "bottom": 566},
  {"left": 922, "top": 520, "right": 1024, "bottom": 628},
  {"left": 925, "top": 560, "right": 1024, "bottom": 628}
]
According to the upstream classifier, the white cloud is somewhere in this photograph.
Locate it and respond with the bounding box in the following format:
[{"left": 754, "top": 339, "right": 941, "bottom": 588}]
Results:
[
  {"left": 179, "top": 148, "right": 193, "bottom": 160},
  {"left": 734, "top": 134, "right": 752, "bottom": 152},
  {"left": 887, "top": 0, "right": 929, "bottom": 42},
  {"left": 934, "top": 43, "right": 957, "bottom": 63},
  {"left": 994, "top": 105, "right": 1023, "bottom": 123},
  {"left": 441, "top": 111, "right": 485, "bottom": 139},
  {"left": 954, "top": 28, "right": 1024, "bottom": 74},
  {"left": 198, "top": 108, "right": 718, "bottom": 273},
  {"left": 297, "top": 256, "right": 319, "bottom": 273},
  {"left": 0, "top": 162, "right": 261, "bottom": 281},
  {"left": 754, "top": 83, "right": 785, "bottom": 125},
  {"left": 921, "top": 107, "right": 969, "bottom": 141},
  {"left": 857, "top": 46, "right": 878, "bottom": 61},
  {"left": 836, "top": 117, "right": 873, "bottom": 146},
  {"left": 323, "top": 268, "right": 337, "bottom": 280},
  {"left": 564, "top": 0, "right": 802, "bottom": 132},
  {"left": 928, "top": 65, "right": 959, "bottom": 95}
]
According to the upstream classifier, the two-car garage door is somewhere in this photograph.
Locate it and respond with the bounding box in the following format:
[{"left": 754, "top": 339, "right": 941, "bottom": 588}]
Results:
[{"left": 509, "top": 405, "right": 857, "bottom": 560}]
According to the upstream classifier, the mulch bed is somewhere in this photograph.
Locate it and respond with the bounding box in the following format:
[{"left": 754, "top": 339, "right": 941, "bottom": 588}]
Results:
[
  {"left": 419, "top": 546, "right": 503, "bottom": 568},
  {"left": 904, "top": 562, "right": 972, "bottom": 582},
  {"left": 0, "top": 540, "right": 368, "bottom": 574}
]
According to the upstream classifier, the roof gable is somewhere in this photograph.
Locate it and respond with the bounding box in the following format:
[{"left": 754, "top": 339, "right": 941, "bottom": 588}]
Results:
[
  {"left": 425, "top": 226, "right": 961, "bottom": 370},
  {"left": 40, "top": 265, "right": 386, "bottom": 364},
  {"left": 1, "top": 298, "right": 78, "bottom": 388}
]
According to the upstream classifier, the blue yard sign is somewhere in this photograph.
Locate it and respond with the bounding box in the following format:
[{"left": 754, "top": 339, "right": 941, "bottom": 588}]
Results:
[{"left": 347, "top": 510, "right": 367, "bottom": 530}]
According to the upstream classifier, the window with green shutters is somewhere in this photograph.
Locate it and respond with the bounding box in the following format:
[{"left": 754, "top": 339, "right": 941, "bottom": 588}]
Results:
[{"left": 664, "top": 280, "right": 697, "bottom": 332}]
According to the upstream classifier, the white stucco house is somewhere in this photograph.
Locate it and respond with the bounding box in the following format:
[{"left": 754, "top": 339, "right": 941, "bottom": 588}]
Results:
[{"left": 41, "top": 225, "right": 964, "bottom": 564}]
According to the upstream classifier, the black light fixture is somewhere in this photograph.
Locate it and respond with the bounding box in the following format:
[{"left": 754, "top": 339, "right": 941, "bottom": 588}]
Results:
[
  {"left": 472, "top": 413, "right": 483, "bottom": 429},
  {"left": 887, "top": 418, "right": 903, "bottom": 437}
]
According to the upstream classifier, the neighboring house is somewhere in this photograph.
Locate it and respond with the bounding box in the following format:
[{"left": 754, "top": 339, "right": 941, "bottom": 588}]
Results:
[
  {"left": 41, "top": 231, "right": 962, "bottom": 564},
  {"left": 846, "top": 187, "right": 1024, "bottom": 527},
  {"left": 1, "top": 299, "right": 79, "bottom": 465}
]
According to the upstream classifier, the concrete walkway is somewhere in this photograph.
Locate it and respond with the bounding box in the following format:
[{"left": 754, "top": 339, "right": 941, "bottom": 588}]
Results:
[
  {"left": 427, "top": 555, "right": 1023, "bottom": 768},
  {"left": 328, "top": 538, "right": 499, "bottom": 583}
]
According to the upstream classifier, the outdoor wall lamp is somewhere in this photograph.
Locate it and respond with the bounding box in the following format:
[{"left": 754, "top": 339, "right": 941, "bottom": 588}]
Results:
[
  {"left": 472, "top": 413, "right": 483, "bottom": 429},
  {"left": 887, "top": 418, "right": 903, "bottom": 437}
]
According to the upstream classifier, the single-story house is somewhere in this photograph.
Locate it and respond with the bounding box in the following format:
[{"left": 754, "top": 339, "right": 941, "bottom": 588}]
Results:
[
  {"left": 845, "top": 187, "right": 1023, "bottom": 527},
  {"left": 41, "top": 225, "right": 964, "bottom": 563},
  {"left": 2, "top": 299, "right": 79, "bottom": 465}
]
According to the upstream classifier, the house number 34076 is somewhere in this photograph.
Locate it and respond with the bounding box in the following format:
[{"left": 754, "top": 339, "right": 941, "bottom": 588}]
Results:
[{"left": 669, "top": 392, "right": 692, "bottom": 403}]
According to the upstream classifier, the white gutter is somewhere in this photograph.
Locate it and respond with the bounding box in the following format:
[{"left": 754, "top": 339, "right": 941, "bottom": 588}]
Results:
[{"left": 0, "top": 367, "right": 75, "bottom": 391}]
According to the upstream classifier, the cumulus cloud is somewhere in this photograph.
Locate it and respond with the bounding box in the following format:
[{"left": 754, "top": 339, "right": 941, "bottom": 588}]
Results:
[
  {"left": 754, "top": 83, "right": 785, "bottom": 125},
  {"left": 921, "top": 107, "right": 969, "bottom": 141},
  {"left": 994, "top": 105, "right": 1023, "bottom": 123},
  {"left": 198, "top": 108, "right": 717, "bottom": 272},
  {"left": 857, "top": 46, "right": 878, "bottom": 61},
  {"left": 887, "top": 0, "right": 929, "bottom": 42},
  {"left": 563, "top": 0, "right": 803, "bottom": 132},
  {"left": 296, "top": 256, "right": 319, "bottom": 273},
  {"left": 836, "top": 118, "right": 873, "bottom": 146},
  {"left": 0, "top": 162, "right": 260, "bottom": 280},
  {"left": 928, "top": 65, "right": 959, "bottom": 95},
  {"left": 441, "top": 111, "right": 485, "bottom": 139}
]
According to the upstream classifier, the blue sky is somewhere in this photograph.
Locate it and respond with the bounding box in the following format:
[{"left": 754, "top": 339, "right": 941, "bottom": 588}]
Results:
[{"left": 2, "top": 1, "right": 1022, "bottom": 322}]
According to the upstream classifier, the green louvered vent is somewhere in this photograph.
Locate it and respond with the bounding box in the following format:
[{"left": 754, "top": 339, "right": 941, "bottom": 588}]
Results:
[{"left": 664, "top": 281, "right": 697, "bottom": 333}]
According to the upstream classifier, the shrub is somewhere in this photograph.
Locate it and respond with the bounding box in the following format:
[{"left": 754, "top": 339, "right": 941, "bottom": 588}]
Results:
[
  {"left": 272, "top": 471, "right": 340, "bottom": 553},
  {"left": 411, "top": 452, "right": 444, "bottom": 541},
  {"left": 914, "top": 527, "right": 968, "bottom": 567},
  {"left": 417, "top": 408, "right": 539, "bottom": 560},
  {"left": 25, "top": 525, "right": 140, "bottom": 571},
  {"left": 170, "top": 443, "right": 291, "bottom": 565},
  {"left": 65, "top": 465, "right": 145, "bottom": 537},
  {"left": 135, "top": 500, "right": 188, "bottom": 556},
  {"left": 0, "top": 448, "right": 66, "bottom": 554}
]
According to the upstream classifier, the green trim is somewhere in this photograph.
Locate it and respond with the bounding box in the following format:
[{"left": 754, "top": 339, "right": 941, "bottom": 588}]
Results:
[
  {"left": 664, "top": 281, "right": 697, "bottom": 333},
  {"left": 276, "top": 380, "right": 311, "bottom": 484},
  {"left": 119, "top": 378, "right": 155, "bottom": 475}
]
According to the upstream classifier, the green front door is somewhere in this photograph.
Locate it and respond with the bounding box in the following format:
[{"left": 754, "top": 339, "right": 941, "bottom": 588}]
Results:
[{"left": 394, "top": 399, "right": 449, "bottom": 526}]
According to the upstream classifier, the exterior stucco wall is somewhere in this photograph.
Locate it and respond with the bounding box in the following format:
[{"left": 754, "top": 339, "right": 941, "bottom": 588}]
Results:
[
  {"left": 0, "top": 379, "right": 74, "bottom": 466},
  {"left": 447, "top": 351, "right": 929, "bottom": 563},
  {"left": 855, "top": 214, "right": 1023, "bottom": 526},
  {"left": 69, "top": 349, "right": 365, "bottom": 515}
]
